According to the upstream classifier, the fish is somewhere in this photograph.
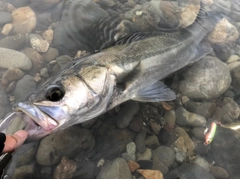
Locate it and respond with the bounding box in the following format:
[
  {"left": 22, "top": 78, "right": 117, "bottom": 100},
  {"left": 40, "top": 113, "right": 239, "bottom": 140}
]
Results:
[
  {"left": 0, "top": 13, "right": 219, "bottom": 142},
  {"left": 204, "top": 121, "right": 219, "bottom": 145}
]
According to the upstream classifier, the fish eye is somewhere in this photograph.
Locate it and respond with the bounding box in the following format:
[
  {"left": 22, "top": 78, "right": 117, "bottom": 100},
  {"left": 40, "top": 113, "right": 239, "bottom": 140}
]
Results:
[{"left": 46, "top": 85, "right": 65, "bottom": 102}]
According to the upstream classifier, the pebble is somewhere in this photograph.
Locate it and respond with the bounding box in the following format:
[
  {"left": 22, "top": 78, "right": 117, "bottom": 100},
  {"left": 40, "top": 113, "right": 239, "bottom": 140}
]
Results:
[
  {"left": 227, "top": 54, "right": 239, "bottom": 63},
  {"left": 40, "top": 67, "right": 49, "bottom": 78},
  {"left": 150, "top": 122, "right": 161, "bottom": 135},
  {"left": 164, "top": 110, "right": 176, "bottom": 129},
  {"left": 152, "top": 157, "right": 169, "bottom": 175},
  {"left": 128, "top": 114, "right": 143, "bottom": 132},
  {"left": 165, "top": 163, "right": 215, "bottom": 179},
  {"left": 0, "top": 12, "right": 12, "bottom": 26},
  {"left": 137, "top": 160, "right": 153, "bottom": 170},
  {"left": 41, "top": 47, "right": 59, "bottom": 62},
  {"left": 175, "top": 107, "right": 207, "bottom": 127},
  {"left": 0, "top": 48, "right": 32, "bottom": 71},
  {"left": 184, "top": 101, "right": 216, "bottom": 118},
  {"left": 12, "top": 165, "right": 35, "bottom": 179},
  {"left": 73, "top": 157, "right": 97, "bottom": 179},
  {"left": 178, "top": 56, "right": 231, "bottom": 100},
  {"left": 136, "top": 148, "right": 152, "bottom": 161},
  {"left": 122, "top": 153, "right": 135, "bottom": 161},
  {"left": 30, "top": 34, "right": 50, "bottom": 53},
  {"left": 22, "top": 48, "right": 45, "bottom": 74},
  {"left": 53, "top": 156, "right": 77, "bottom": 179},
  {"left": 11, "top": 6, "right": 36, "bottom": 34},
  {"left": 210, "top": 166, "right": 229, "bottom": 179},
  {"left": 137, "top": 169, "right": 163, "bottom": 179},
  {"left": 42, "top": 29, "right": 54, "bottom": 44},
  {"left": 162, "top": 101, "right": 172, "bottom": 111},
  {"left": 191, "top": 127, "right": 205, "bottom": 140},
  {"left": 0, "top": 34, "right": 28, "bottom": 50},
  {"left": 211, "top": 107, "right": 233, "bottom": 124},
  {"left": 208, "top": 18, "right": 239, "bottom": 44},
  {"left": 13, "top": 75, "right": 36, "bottom": 102},
  {"left": 97, "top": 158, "right": 132, "bottom": 179},
  {"left": 36, "top": 126, "right": 94, "bottom": 166},
  {"left": 135, "top": 128, "right": 147, "bottom": 153},
  {"left": 175, "top": 127, "right": 195, "bottom": 157},
  {"left": 126, "top": 142, "right": 136, "bottom": 155},
  {"left": 221, "top": 97, "right": 240, "bottom": 120},
  {"left": 1, "top": 67, "right": 24, "bottom": 85},
  {"left": 128, "top": 160, "right": 140, "bottom": 172},
  {"left": 1, "top": 23, "right": 13, "bottom": 36},
  {"left": 228, "top": 61, "right": 240, "bottom": 71},
  {"left": 145, "top": 135, "right": 160, "bottom": 149},
  {"left": 174, "top": 147, "right": 186, "bottom": 163},
  {"left": 116, "top": 101, "right": 139, "bottom": 129},
  {"left": 191, "top": 156, "right": 211, "bottom": 171},
  {"left": 0, "top": 89, "right": 10, "bottom": 119},
  {"left": 152, "top": 146, "right": 175, "bottom": 167}
]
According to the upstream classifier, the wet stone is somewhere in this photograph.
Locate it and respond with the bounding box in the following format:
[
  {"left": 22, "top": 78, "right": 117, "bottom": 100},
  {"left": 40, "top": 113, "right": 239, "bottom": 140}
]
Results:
[
  {"left": 0, "top": 89, "right": 10, "bottom": 119},
  {"left": 11, "top": 6, "right": 36, "bottom": 34},
  {"left": 210, "top": 166, "right": 229, "bottom": 179},
  {"left": 178, "top": 56, "right": 231, "bottom": 100},
  {"left": 191, "top": 156, "right": 211, "bottom": 172},
  {"left": 30, "top": 34, "right": 50, "bottom": 53},
  {"left": 212, "top": 107, "right": 233, "bottom": 124},
  {"left": 191, "top": 127, "right": 205, "bottom": 140},
  {"left": 221, "top": 97, "right": 240, "bottom": 120},
  {"left": 97, "top": 158, "right": 132, "bottom": 179},
  {"left": 128, "top": 114, "right": 143, "bottom": 132},
  {"left": 1, "top": 67, "right": 24, "bottom": 85},
  {"left": 228, "top": 61, "right": 240, "bottom": 71},
  {"left": 174, "top": 147, "right": 186, "bottom": 164},
  {"left": 136, "top": 148, "right": 152, "bottom": 161},
  {"left": 40, "top": 68, "right": 49, "bottom": 78},
  {"left": 137, "top": 169, "right": 163, "bottom": 179},
  {"left": 13, "top": 75, "right": 36, "bottom": 103},
  {"left": 164, "top": 110, "right": 176, "bottom": 129},
  {"left": 165, "top": 163, "right": 215, "bottom": 179},
  {"left": 152, "top": 146, "right": 175, "bottom": 167},
  {"left": 128, "top": 160, "right": 140, "bottom": 172},
  {"left": 12, "top": 164, "right": 35, "bottom": 179},
  {"left": 135, "top": 128, "right": 147, "bottom": 153},
  {"left": 116, "top": 101, "right": 139, "bottom": 129},
  {"left": 42, "top": 29, "right": 54, "bottom": 44},
  {"left": 1, "top": 23, "right": 13, "bottom": 36},
  {"left": 184, "top": 101, "right": 216, "bottom": 118},
  {"left": 53, "top": 156, "right": 77, "bottom": 179},
  {"left": 126, "top": 142, "right": 136, "bottom": 155},
  {"left": 0, "top": 12, "right": 12, "bottom": 26},
  {"left": 0, "top": 48, "right": 32, "bottom": 70},
  {"left": 145, "top": 135, "right": 160, "bottom": 149},
  {"left": 227, "top": 54, "right": 239, "bottom": 63},
  {"left": 152, "top": 157, "right": 169, "bottom": 175},
  {"left": 42, "top": 47, "right": 59, "bottom": 62},
  {"left": 0, "top": 34, "right": 28, "bottom": 50},
  {"left": 122, "top": 153, "right": 135, "bottom": 162},
  {"left": 73, "top": 158, "right": 97, "bottom": 179},
  {"left": 175, "top": 107, "right": 207, "bottom": 127},
  {"left": 150, "top": 122, "right": 161, "bottom": 135},
  {"left": 137, "top": 160, "right": 153, "bottom": 170}
]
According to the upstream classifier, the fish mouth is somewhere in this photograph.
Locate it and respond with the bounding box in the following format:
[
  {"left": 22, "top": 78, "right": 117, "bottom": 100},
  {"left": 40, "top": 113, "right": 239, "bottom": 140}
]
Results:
[{"left": 14, "top": 102, "right": 59, "bottom": 132}]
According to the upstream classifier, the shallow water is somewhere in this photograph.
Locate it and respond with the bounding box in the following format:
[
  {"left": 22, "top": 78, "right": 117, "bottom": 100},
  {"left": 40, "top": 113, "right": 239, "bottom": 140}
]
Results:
[{"left": 0, "top": 0, "right": 240, "bottom": 178}]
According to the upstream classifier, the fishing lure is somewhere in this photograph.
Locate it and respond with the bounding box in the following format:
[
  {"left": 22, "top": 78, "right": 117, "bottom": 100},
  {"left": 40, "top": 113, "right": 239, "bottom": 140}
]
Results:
[{"left": 204, "top": 121, "right": 220, "bottom": 145}]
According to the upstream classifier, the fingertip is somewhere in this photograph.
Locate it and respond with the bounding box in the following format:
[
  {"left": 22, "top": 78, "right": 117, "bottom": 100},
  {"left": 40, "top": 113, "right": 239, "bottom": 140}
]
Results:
[{"left": 14, "top": 130, "right": 28, "bottom": 140}]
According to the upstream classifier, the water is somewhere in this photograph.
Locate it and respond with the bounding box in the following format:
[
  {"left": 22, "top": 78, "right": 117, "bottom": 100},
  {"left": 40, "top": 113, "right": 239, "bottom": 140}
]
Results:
[{"left": 0, "top": 0, "right": 240, "bottom": 178}]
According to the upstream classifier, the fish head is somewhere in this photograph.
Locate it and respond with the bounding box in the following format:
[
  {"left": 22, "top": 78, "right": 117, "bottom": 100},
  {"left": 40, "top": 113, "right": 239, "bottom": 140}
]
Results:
[{"left": 11, "top": 64, "right": 115, "bottom": 141}]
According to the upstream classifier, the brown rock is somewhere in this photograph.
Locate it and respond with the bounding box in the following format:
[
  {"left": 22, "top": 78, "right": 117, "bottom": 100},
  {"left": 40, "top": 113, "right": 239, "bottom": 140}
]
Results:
[
  {"left": 162, "top": 101, "right": 172, "bottom": 111},
  {"left": 30, "top": 34, "right": 50, "bottom": 53},
  {"left": 180, "top": 4, "right": 200, "bottom": 28},
  {"left": 128, "top": 160, "right": 140, "bottom": 172},
  {"left": 1, "top": 67, "right": 24, "bottom": 85},
  {"left": 208, "top": 18, "right": 239, "bottom": 44},
  {"left": 11, "top": 6, "right": 36, "bottom": 34},
  {"left": 1, "top": 23, "right": 13, "bottom": 36},
  {"left": 137, "top": 169, "right": 163, "bottom": 179},
  {"left": 210, "top": 165, "right": 229, "bottom": 179},
  {"left": 54, "top": 156, "right": 77, "bottom": 179},
  {"left": 42, "top": 29, "right": 53, "bottom": 44}
]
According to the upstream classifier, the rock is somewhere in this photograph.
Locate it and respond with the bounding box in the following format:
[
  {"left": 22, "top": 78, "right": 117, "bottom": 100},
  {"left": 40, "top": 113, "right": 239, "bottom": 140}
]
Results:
[
  {"left": 191, "top": 156, "right": 211, "bottom": 171},
  {"left": 12, "top": 165, "right": 35, "bottom": 179},
  {"left": 13, "top": 75, "right": 36, "bottom": 102},
  {"left": 128, "top": 114, "right": 143, "bottom": 132},
  {"left": 227, "top": 54, "right": 239, "bottom": 63},
  {"left": 135, "top": 128, "right": 147, "bottom": 153},
  {"left": 137, "top": 160, "right": 153, "bottom": 170},
  {"left": 22, "top": 48, "right": 45, "bottom": 74},
  {"left": 126, "top": 142, "right": 136, "bottom": 155},
  {"left": 137, "top": 169, "right": 163, "bottom": 179},
  {"left": 51, "top": 55, "right": 72, "bottom": 74},
  {"left": 145, "top": 135, "right": 160, "bottom": 149},
  {"left": 11, "top": 6, "right": 36, "bottom": 34},
  {"left": 53, "top": 156, "right": 77, "bottom": 179},
  {"left": 150, "top": 122, "right": 161, "bottom": 135},
  {"left": 175, "top": 107, "right": 207, "bottom": 127},
  {"left": 0, "top": 34, "right": 28, "bottom": 50},
  {"left": 40, "top": 68, "right": 49, "bottom": 78},
  {"left": 211, "top": 107, "right": 233, "bottom": 124},
  {"left": 173, "top": 136, "right": 187, "bottom": 154},
  {"left": 73, "top": 158, "right": 97, "bottom": 179},
  {"left": 178, "top": 56, "right": 231, "bottom": 100},
  {"left": 116, "top": 101, "right": 139, "bottom": 129},
  {"left": 152, "top": 146, "right": 175, "bottom": 167},
  {"left": 174, "top": 127, "right": 195, "bottom": 157},
  {"left": 36, "top": 12, "right": 53, "bottom": 30},
  {"left": 1, "top": 23, "right": 13, "bottom": 36},
  {"left": 0, "top": 12, "right": 12, "bottom": 26},
  {"left": 128, "top": 160, "right": 140, "bottom": 172},
  {"left": 152, "top": 158, "right": 169, "bottom": 175},
  {"left": 31, "top": 0, "right": 62, "bottom": 11},
  {"left": 174, "top": 147, "right": 186, "bottom": 163},
  {"left": 97, "top": 158, "right": 132, "bottom": 179},
  {"left": 191, "top": 127, "right": 205, "bottom": 140},
  {"left": 209, "top": 18, "right": 239, "bottom": 44},
  {"left": 42, "top": 29, "right": 54, "bottom": 44},
  {"left": 30, "top": 34, "right": 50, "bottom": 53},
  {"left": 0, "top": 89, "right": 10, "bottom": 119},
  {"left": 164, "top": 110, "right": 176, "bottom": 129},
  {"left": 210, "top": 166, "right": 229, "bottom": 179},
  {"left": 184, "top": 101, "right": 216, "bottom": 118},
  {"left": 42, "top": 47, "right": 59, "bottom": 62},
  {"left": 36, "top": 126, "right": 94, "bottom": 166},
  {"left": 0, "top": 48, "right": 32, "bottom": 70},
  {"left": 231, "top": 65, "right": 240, "bottom": 90},
  {"left": 122, "top": 153, "right": 135, "bottom": 162},
  {"left": 162, "top": 101, "right": 172, "bottom": 111},
  {"left": 228, "top": 61, "right": 240, "bottom": 71},
  {"left": 221, "top": 97, "right": 240, "bottom": 120},
  {"left": 1, "top": 67, "right": 24, "bottom": 85},
  {"left": 165, "top": 163, "right": 215, "bottom": 179},
  {"left": 136, "top": 148, "right": 152, "bottom": 161}
]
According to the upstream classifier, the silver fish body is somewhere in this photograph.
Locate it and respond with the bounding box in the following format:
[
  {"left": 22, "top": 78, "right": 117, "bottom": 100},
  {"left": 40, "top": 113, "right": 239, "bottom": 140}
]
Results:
[{"left": 4, "top": 15, "right": 217, "bottom": 141}]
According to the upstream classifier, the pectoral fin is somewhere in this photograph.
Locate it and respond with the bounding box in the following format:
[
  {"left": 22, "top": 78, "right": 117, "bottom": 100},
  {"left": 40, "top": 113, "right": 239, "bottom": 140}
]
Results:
[{"left": 132, "top": 81, "right": 176, "bottom": 102}]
